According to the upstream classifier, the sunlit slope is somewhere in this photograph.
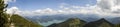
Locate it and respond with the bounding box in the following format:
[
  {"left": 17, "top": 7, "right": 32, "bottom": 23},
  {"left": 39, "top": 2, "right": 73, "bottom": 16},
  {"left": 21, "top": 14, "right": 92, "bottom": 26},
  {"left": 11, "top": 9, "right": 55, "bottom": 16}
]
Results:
[
  {"left": 47, "top": 18, "right": 86, "bottom": 27},
  {"left": 10, "top": 14, "right": 43, "bottom": 27}
]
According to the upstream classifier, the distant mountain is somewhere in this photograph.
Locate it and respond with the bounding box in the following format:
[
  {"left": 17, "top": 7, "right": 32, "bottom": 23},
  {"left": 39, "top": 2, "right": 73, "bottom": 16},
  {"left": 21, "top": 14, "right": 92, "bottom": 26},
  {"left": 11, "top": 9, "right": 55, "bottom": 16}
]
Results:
[
  {"left": 6, "top": 14, "right": 43, "bottom": 27},
  {"left": 22, "top": 14, "right": 120, "bottom": 26},
  {"left": 47, "top": 18, "right": 86, "bottom": 27},
  {"left": 23, "top": 14, "right": 100, "bottom": 23},
  {"left": 107, "top": 17, "right": 120, "bottom": 24},
  {"left": 83, "top": 18, "right": 114, "bottom": 27},
  {"left": 48, "top": 18, "right": 116, "bottom": 27}
]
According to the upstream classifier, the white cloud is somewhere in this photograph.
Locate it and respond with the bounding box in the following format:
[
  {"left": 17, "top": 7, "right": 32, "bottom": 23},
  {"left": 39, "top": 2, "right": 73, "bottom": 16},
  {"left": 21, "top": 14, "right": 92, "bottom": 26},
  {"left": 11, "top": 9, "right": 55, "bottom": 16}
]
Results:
[
  {"left": 96, "top": 0, "right": 120, "bottom": 17},
  {"left": 6, "top": 0, "right": 120, "bottom": 17},
  {"left": 97, "top": 0, "right": 120, "bottom": 13},
  {"left": 4, "top": 0, "right": 16, "bottom": 4},
  {"left": 6, "top": 7, "right": 21, "bottom": 14}
]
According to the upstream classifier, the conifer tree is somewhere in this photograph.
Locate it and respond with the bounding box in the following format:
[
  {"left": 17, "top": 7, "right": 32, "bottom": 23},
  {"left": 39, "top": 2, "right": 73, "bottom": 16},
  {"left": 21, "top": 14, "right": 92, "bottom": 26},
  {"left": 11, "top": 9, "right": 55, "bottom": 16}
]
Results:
[{"left": 0, "top": 0, "right": 8, "bottom": 27}]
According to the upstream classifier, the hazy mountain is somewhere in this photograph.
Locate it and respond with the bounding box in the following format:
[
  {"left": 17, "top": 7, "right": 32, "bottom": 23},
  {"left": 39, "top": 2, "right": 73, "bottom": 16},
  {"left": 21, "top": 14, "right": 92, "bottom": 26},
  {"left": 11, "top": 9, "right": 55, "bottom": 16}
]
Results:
[
  {"left": 22, "top": 14, "right": 120, "bottom": 26},
  {"left": 23, "top": 14, "right": 100, "bottom": 23},
  {"left": 107, "top": 17, "right": 120, "bottom": 24},
  {"left": 47, "top": 18, "right": 86, "bottom": 27}
]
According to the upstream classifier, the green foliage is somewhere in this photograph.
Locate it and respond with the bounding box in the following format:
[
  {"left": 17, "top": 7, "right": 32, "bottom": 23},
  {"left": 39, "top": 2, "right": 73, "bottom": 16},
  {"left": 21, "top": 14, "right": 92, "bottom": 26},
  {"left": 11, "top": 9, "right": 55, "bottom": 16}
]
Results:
[
  {"left": 8, "top": 14, "right": 43, "bottom": 27},
  {"left": 0, "top": 0, "right": 8, "bottom": 27},
  {"left": 0, "top": 0, "right": 42, "bottom": 27},
  {"left": 66, "top": 18, "right": 86, "bottom": 27}
]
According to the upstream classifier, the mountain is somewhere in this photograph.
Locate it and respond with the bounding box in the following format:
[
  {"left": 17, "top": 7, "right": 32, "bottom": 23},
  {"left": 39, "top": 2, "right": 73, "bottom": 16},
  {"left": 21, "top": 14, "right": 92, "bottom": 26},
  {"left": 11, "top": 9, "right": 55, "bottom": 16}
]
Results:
[
  {"left": 5, "top": 14, "right": 43, "bottom": 27},
  {"left": 47, "top": 18, "right": 86, "bottom": 27},
  {"left": 107, "top": 17, "right": 120, "bottom": 24},
  {"left": 23, "top": 14, "right": 100, "bottom": 26},
  {"left": 47, "top": 23, "right": 58, "bottom": 27},
  {"left": 22, "top": 14, "right": 120, "bottom": 26},
  {"left": 83, "top": 18, "right": 114, "bottom": 27},
  {"left": 23, "top": 14, "right": 100, "bottom": 23},
  {"left": 47, "top": 18, "right": 120, "bottom": 27}
]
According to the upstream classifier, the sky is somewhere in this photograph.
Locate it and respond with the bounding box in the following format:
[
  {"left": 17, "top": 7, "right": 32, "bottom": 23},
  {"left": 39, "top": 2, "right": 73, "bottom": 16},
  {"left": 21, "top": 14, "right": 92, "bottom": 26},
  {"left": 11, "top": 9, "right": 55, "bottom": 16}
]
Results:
[
  {"left": 5, "top": 0, "right": 120, "bottom": 17},
  {"left": 7, "top": 0, "right": 96, "bottom": 10}
]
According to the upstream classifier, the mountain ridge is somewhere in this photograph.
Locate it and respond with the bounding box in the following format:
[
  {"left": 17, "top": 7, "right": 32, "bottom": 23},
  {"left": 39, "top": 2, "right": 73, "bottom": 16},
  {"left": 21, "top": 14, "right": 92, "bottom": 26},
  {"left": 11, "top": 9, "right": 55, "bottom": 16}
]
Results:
[
  {"left": 6, "top": 14, "right": 43, "bottom": 27},
  {"left": 47, "top": 18, "right": 120, "bottom": 27},
  {"left": 83, "top": 18, "right": 114, "bottom": 27},
  {"left": 47, "top": 18, "right": 86, "bottom": 27}
]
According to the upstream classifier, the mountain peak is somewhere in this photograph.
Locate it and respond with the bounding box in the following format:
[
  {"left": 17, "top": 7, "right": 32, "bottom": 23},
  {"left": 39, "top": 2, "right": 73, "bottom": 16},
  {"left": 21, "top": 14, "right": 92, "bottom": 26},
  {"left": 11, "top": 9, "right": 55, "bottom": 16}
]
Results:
[
  {"left": 97, "top": 18, "right": 108, "bottom": 22},
  {"left": 47, "top": 18, "right": 86, "bottom": 27},
  {"left": 67, "top": 18, "right": 79, "bottom": 20},
  {"left": 83, "top": 18, "right": 113, "bottom": 27},
  {"left": 65, "top": 18, "right": 80, "bottom": 21},
  {"left": 100, "top": 18, "right": 106, "bottom": 20}
]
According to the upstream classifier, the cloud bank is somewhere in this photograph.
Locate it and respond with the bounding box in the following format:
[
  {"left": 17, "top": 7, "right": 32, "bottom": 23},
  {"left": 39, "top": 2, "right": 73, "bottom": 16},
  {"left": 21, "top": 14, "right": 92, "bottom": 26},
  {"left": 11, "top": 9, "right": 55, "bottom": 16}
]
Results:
[{"left": 6, "top": 0, "right": 120, "bottom": 17}]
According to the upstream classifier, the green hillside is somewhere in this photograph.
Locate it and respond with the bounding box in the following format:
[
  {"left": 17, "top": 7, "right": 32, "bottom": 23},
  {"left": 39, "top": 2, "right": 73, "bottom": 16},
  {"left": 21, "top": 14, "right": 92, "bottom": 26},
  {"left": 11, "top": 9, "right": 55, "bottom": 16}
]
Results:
[
  {"left": 47, "top": 18, "right": 86, "bottom": 27},
  {"left": 5, "top": 14, "right": 43, "bottom": 27}
]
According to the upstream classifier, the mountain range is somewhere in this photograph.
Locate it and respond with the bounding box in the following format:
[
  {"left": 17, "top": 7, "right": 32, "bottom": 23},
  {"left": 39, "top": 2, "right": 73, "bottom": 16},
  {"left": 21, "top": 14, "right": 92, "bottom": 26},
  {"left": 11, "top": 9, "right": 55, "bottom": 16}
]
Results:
[
  {"left": 47, "top": 18, "right": 120, "bottom": 27},
  {"left": 22, "top": 14, "right": 120, "bottom": 26}
]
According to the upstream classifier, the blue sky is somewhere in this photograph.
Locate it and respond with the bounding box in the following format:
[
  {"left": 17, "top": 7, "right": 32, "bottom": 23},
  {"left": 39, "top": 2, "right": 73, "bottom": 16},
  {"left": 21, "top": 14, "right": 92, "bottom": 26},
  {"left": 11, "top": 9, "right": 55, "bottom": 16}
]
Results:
[
  {"left": 6, "top": 0, "right": 120, "bottom": 16},
  {"left": 8, "top": 0, "right": 96, "bottom": 10}
]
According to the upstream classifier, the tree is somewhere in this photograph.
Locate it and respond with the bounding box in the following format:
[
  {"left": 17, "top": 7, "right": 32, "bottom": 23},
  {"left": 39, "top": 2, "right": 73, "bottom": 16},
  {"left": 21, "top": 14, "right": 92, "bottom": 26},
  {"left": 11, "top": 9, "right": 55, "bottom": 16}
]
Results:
[{"left": 0, "top": 0, "right": 8, "bottom": 27}]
